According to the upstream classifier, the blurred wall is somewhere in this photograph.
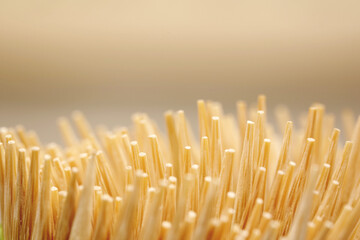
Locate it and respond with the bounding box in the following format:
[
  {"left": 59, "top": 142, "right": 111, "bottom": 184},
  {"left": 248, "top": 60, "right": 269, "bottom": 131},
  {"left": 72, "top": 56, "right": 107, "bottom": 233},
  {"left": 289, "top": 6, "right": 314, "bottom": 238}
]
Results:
[{"left": 1, "top": 0, "right": 360, "bottom": 142}]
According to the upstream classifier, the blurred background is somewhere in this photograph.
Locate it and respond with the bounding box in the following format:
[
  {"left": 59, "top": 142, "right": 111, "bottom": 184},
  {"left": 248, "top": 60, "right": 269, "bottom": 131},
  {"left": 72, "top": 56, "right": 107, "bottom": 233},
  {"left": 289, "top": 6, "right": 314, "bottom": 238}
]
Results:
[{"left": 1, "top": 0, "right": 360, "bottom": 143}]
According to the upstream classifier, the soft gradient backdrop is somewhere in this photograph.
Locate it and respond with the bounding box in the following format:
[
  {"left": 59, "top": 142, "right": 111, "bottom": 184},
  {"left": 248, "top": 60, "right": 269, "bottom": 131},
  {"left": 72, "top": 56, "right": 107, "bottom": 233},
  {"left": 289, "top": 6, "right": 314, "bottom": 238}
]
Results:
[{"left": 1, "top": 0, "right": 359, "bottom": 142}]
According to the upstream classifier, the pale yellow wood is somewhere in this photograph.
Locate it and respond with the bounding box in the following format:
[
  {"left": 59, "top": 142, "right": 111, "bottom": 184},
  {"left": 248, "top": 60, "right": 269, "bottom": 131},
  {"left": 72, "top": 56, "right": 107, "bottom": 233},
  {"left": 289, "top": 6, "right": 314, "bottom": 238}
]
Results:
[{"left": 0, "top": 96, "right": 359, "bottom": 240}]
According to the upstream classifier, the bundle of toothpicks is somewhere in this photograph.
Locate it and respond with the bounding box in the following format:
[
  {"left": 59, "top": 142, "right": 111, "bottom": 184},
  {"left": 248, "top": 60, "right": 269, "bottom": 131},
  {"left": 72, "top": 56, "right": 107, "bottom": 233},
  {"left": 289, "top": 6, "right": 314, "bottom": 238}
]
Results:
[{"left": 0, "top": 95, "right": 360, "bottom": 240}]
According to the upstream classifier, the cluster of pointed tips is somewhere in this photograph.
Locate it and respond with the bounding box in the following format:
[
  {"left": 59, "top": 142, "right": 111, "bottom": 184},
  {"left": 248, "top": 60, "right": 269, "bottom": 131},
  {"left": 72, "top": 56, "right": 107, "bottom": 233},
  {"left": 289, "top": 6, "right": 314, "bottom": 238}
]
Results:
[{"left": 1, "top": 95, "right": 360, "bottom": 240}]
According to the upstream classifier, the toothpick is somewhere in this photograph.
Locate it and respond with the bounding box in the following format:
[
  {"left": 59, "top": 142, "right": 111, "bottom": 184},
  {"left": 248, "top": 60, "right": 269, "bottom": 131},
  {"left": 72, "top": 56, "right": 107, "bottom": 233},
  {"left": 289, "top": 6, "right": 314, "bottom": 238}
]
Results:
[
  {"left": 0, "top": 96, "right": 358, "bottom": 240},
  {"left": 69, "top": 153, "right": 96, "bottom": 240}
]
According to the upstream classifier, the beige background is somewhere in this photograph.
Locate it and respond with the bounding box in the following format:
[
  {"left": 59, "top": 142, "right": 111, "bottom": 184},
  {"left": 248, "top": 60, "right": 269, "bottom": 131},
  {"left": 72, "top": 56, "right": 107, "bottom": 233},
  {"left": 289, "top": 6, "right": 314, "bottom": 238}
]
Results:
[{"left": 1, "top": 0, "right": 359, "bottom": 142}]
